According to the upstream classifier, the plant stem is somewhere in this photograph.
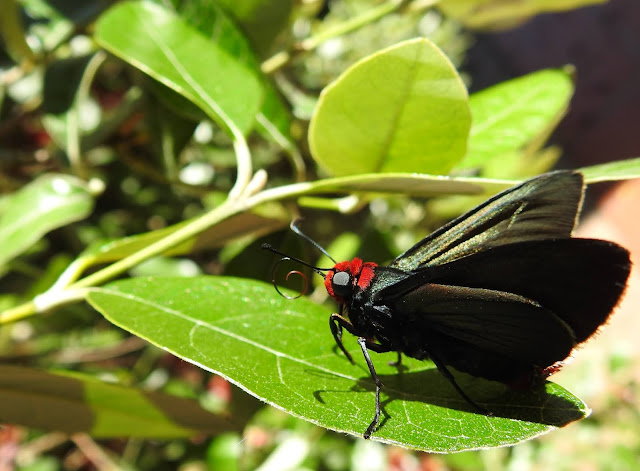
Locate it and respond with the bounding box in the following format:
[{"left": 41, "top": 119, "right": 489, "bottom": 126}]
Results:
[
  {"left": 228, "top": 134, "right": 252, "bottom": 200},
  {"left": 67, "top": 51, "right": 107, "bottom": 179},
  {"left": 73, "top": 201, "right": 238, "bottom": 289},
  {"left": 0, "top": 176, "right": 320, "bottom": 323},
  {"left": 71, "top": 434, "right": 123, "bottom": 471},
  {"left": 0, "top": 301, "right": 36, "bottom": 324}
]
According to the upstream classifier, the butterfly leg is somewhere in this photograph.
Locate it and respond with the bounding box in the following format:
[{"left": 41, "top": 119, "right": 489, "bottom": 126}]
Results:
[
  {"left": 356, "top": 338, "right": 400, "bottom": 438},
  {"left": 330, "top": 310, "right": 356, "bottom": 364},
  {"left": 430, "top": 354, "right": 492, "bottom": 416},
  {"left": 357, "top": 337, "right": 385, "bottom": 439},
  {"left": 329, "top": 322, "right": 396, "bottom": 438}
]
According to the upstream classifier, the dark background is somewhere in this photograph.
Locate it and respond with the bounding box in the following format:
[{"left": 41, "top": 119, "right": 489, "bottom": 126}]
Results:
[{"left": 465, "top": 0, "right": 640, "bottom": 169}]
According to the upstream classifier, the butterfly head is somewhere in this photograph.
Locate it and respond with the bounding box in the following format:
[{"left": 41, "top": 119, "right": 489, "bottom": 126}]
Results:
[{"left": 324, "top": 258, "right": 377, "bottom": 303}]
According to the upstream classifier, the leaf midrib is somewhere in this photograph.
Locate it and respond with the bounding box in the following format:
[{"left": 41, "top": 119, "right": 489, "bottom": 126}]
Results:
[{"left": 374, "top": 44, "right": 423, "bottom": 172}]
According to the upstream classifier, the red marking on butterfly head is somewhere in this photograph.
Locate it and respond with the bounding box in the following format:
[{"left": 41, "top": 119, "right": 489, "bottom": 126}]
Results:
[{"left": 324, "top": 258, "right": 378, "bottom": 303}]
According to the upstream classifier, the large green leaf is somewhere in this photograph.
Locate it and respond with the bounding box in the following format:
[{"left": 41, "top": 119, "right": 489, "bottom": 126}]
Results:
[
  {"left": 0, "top": 174, "right": 94, "bottom": 267},
  {"left": 460, "top": 69, "right": 573, "bottom": 173},
  {"left": 94, "top": 1, "right": 263, "bottom": 136},
  {"left": 309, "top": 38, "right": 471, "bottom": 177},
  {"left": 174, "top": 0, "right": 294, "bottom": 146},
  {"left": 87, "top": 277, "right": 588, "bottom": 452},
  {"left": 0, "top": 365, "right": 236, "bottom": 438},
  {"left": 438, "top": 0, "right": 606, "bottom": 30}
]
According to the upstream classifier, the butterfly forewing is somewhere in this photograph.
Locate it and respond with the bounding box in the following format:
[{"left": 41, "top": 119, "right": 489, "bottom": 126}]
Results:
[{"left": 390, "top": 171, "right": 584, "bottom": 271}]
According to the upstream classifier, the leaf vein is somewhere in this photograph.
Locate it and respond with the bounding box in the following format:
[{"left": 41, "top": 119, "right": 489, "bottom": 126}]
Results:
[{"left": 91, "top": 288, "right": 359, "bottom": 383}]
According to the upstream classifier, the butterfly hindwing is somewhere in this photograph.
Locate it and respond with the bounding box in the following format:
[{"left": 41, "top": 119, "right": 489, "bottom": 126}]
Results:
[
  {"left": 383, "top": 239, "right": 631, "bottom": 343},
  {"left": 382, "top": 279, "right": 575, "bottom": 373}
]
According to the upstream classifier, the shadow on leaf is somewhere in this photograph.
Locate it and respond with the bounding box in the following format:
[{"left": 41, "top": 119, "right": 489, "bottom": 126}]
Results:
[
  {"left": 360, "top": 368, "right": 585, "bottom": 427},
  {"left": 310, "top": 365, "right": 585, "bottom": 429}
]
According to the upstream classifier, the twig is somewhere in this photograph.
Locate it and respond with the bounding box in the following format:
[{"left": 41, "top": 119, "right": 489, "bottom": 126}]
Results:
[{"left": 70, "top": 434, "right": 122, "bottom": 471}]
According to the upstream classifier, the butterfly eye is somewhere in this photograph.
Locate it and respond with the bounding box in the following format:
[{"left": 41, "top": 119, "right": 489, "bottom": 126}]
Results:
[{"left": 332, "top": 271, "right": 352, "bottom": 298}]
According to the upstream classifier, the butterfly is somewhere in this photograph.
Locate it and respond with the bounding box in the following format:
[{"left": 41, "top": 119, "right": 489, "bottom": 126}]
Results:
[{"left": 264, "top": 171, "right": 631, "bottom": 438}]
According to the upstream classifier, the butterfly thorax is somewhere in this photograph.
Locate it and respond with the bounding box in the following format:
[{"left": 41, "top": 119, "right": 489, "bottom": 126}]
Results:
[{"left": 346, "top": 266, "right": 415, "bottom": 347}]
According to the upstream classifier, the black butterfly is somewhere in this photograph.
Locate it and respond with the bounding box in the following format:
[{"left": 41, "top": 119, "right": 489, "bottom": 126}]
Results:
[{"left": 264, "top": 171, "right": 631, "bottom": 438}]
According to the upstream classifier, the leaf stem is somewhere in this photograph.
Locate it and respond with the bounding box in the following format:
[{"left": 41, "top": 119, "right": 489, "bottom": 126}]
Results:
[
  {"left": 69, "top": 173, "right": 318, "bottom": 292},
  {"left": 0, "top": 168, "right": 517, "bottom": 323},
  {"left": 228, "top": 134, "right": 253, "bottom": 200},
  {"left": 72, "top": 200, "right": 239, "bottom": 289},
  {"left": 71, "top": 434, "right": 123, "bottom": 471},
  {"left": 0, "top": 301, "right": 36, "bottom": 324},
  {"left": 67, "top": 51, "right": 107, "bottom": 179}
]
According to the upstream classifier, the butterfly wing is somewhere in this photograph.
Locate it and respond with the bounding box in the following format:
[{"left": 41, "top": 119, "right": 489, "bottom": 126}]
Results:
[
  {"left": 388, "top": 282, "right": 575, "bottom": 381},
  {"left": 390, "top": 171, "right": 584, "bottom": 271},
  {"left": 381, "top": 238, "right": 630, "bottom": 343},
  {"left": 376, "top": 238, "right": 630, "bottom": 380}
]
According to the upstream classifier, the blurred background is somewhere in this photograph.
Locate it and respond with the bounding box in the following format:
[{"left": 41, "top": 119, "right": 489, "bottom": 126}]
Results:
[{"left": 1, "top": 0, "right": 639, "bottom": 469}]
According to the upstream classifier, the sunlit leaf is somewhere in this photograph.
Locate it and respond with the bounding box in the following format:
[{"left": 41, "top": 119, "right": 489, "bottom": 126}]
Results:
[
  {"left": 309, "top": 38, "right": 470, "bottom": 177},
  {"left": 460, "top": 69, "right": 573, "bottom": 173},
  {"left": 88, "top": 276, "right": 588, "bottom": 452},
  {"left": 94, "top": 1, "right": 263, "bottom": 136},
  {"left": 0, "top": 174, "right": 94, "bottom": 267},
  {"left": 173, "top": 0, "right": 294, "bottom": 146}
]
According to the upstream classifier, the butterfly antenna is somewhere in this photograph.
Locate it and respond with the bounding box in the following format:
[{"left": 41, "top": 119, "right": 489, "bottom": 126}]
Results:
[
  {"left": 290, "top": 218, "right": 337, "bottom": 264},
  {"left": 261, "top": 244, "right": 333, "bottom": 276}
]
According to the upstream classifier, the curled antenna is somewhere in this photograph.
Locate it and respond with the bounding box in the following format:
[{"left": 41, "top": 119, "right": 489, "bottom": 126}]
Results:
[
  {"left": 290, "top": 218, "right": 336, "bottom": 264},
  {"left": 270, "top": 259, "right": 308, "bottom": 300},
  {"left": 262, "top": 243, "right": 334, "bottom": 300},
  {"left": 262, "top": 219, "right": 338, "bottom": 300}
]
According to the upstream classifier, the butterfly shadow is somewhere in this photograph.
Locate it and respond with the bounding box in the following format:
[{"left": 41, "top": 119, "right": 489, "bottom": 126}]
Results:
[
  {"left": 310, "top": 366, "right": 585, "bottom": 431},
  {"left": 372, "top": 368, "right": 584, "bottom": 427}
]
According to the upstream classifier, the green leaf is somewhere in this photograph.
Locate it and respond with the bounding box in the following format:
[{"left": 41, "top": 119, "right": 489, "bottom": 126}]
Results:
[
  {"left": 460, "top": 69, "right": 573, "bottom": 173},
  {"left": 42, "top": 55, "right": 93, "bottom": 114},
  {"left": 81, "top": 205, "right": 288, "bottom": 265},
  {"left": 0, "top": 174, "right": 94, "bottom": 267},
  {"left": 0, "top": 365, "right": 236, "bottom": 438},
  {"left": 579, "top": 157, "right": 640, "bottom": 182},
  {"left": 296, "top": 172, "right": 510, "bottom": 197},
  {"left": 87, "top": 276, "right": 588, "bottom": 452},
  {"left": 215, "top": 0, "right": 293, "bottom": 56},
  {"left": 94, "top": 1, "right": 263, "bottom": 136},
  {"left": 309, "top": 38, "right": 470, "bottom": 177},
  {"left": 438, "top": 0, "right": 606, "bottom": 30},
  {"left": 174, "top": 0, "right": 294, "bottom": 146}
]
